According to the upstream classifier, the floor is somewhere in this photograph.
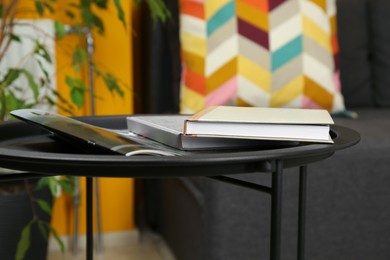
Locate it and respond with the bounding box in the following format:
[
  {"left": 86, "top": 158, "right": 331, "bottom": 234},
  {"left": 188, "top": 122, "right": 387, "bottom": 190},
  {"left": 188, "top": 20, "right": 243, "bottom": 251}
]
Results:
[{"left": 47, "top": 230, "right": 176, "bottom": 260}]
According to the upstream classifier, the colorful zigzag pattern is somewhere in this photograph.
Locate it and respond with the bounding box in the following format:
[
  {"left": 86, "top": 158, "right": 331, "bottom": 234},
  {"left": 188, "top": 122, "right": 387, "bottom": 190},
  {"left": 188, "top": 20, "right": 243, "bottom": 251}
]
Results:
[{"left": 180, "top": 0, "right": 345, "bottom": 113}]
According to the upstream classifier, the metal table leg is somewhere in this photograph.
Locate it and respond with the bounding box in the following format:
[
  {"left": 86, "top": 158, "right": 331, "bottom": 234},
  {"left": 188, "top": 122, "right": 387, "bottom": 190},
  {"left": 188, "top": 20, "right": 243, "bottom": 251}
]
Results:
[
  {"left": 210, "top": 161, "right": 307, "bottom": 260},
  {"left": 270, "top": 160, "right": 283, "bottom": 260},
  {"left": 94, "top": 178, "right": 104, "bottom": 253},
  {"left": 86, "top": 177, "right": 94, "bottom": 260},
  {"left": 298, "top": 166, "right": 307, "bottom": 260},
  {"left": 73, "top": 177, "right": 80, "bottom": 256}
]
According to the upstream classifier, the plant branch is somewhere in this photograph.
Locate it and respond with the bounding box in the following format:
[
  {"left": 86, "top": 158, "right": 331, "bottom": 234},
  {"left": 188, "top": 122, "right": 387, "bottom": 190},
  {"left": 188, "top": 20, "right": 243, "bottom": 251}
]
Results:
[
  {"left": 0, "top": 0, "right": 19, "bottom": 61},
  {"left": 24, "top": 179, "right": 38, "bottom": 220}
]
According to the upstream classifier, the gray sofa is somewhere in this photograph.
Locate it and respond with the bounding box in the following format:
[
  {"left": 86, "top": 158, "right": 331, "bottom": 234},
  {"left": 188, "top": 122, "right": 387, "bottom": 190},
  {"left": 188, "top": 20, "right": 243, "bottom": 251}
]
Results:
[{"left": 143, "top": 1, "right": 390, "bottom": 259}]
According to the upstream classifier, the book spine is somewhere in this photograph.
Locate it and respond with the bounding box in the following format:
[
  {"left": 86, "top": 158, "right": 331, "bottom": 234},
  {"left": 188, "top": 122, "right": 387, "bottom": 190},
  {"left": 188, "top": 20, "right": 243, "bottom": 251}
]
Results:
[
  {"left": 127, "top": 118, "right": 182, "bottom": 149},
  {"left": 184, "top": 106, "right": 217, "bottom": 134}
]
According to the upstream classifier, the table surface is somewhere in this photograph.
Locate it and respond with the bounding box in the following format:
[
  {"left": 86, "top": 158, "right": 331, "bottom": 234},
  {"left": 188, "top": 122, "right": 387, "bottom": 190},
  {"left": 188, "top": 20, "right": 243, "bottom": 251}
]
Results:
[{"left": 0, "top": 115, "right": 360, "bottom": 178}]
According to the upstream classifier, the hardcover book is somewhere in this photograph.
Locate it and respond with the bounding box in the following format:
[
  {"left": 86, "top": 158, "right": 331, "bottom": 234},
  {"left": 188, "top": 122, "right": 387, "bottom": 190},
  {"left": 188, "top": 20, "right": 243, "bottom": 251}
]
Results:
[
  {"left": 126, "top": 115, "right": 281, "bottom": 150},
  {"left": 184, "top": 106, "right": 334, "bottom": 143}
]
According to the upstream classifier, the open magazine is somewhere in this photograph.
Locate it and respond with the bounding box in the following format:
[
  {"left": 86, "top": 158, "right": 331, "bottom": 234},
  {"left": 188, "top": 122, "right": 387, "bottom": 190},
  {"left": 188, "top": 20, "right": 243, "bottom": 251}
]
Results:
[{"left": 10, "top": 109, "right": 184, "bottom": 156}]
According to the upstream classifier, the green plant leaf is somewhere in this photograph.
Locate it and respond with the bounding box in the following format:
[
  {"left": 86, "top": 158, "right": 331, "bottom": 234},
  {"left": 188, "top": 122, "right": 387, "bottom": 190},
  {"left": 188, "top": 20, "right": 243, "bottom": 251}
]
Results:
[
  {"left": 34, "top": 41, "right": 52, "bottom": 64},
  {"left": 37, "top": 220, "right": 49, "bottom": 240},
  {"left": 55, "top": 21, "right": 66, "bottom": 40},
  {"left": 93, "top": 0, "right": 108, "bottom": 8},
  {"left": 71, "top": 87, "right": 85, "bottom": 108},
  {"left": 93, "top": 14, "right": 105, "bottom": 34},
  {"left": 58, "top": 179, "right": 75, "bottom": 196},
  {"left": 15, "top": 222, "right": 32, "bottom": 260},
  {"left": 50, "top": 88, "right": 75, "bottom": 110},
  {"left": 35, "top": 177, "right": 50, "bottom": 191},
  {"left": 66, "top": 76, "right": 87, "bottom": 90},
  {"left": 1, "top": 69, "right": 20, "bottom": 86},
  {"left": 57, "top": 104, "right": 75, "bottom": 115},
  {"left": 35, "top": 0, "right": 44, "bottom": 16},
  {"left": 72, "top": 46, "right": 88, "bottom": 72},
  {"left": 5, "top": 92, "right": 26, "bottom": 112},
  {"left": 65, "top": 10, "right": 75, "bottom": 19},
  {"left": 81, "top": 5, "right": 94, "bottom": 28},
  {"left": 36, "top": 199, "right": 52, "bottom": 215},
  {"left": 45, "top": 223, "right": 65, "bottom": 253},
  {"left": 65, "top": 76, "right": 74, "bottom": 89},
  {"left": 114, "top": 0, "right": 126, "bottom": 28},
  {"left": 18, "top": 69, "right": 39, "bottom": 101},
  {"left": 43, "top": 2, "right": 55, "bottom": 13},
  {"left": 44, "top": 95, "right": 56, "bottom": 106},
  {"left": 41, "top": 177, "right": 58, "bottom": 197},
  {"left": 145, "top": 0, "right": 171, "bottom": 23},
  {"left": 66, "top": 76, "right": 87, "bottom": 108},
  {"left": 10, "top": 33, "right": 22, "bottom": 43},
  {"left": 36, "top": 59, "right": 50, "bottom": 84},
  {"left": 48, "top": 88, "right": 76, "bottom": 115},
  {"left": 5, "top": 92, "right": 19, "bottom": 111},
  {"left": 103, "top": 73, "right": 124, "bottom": 97}
]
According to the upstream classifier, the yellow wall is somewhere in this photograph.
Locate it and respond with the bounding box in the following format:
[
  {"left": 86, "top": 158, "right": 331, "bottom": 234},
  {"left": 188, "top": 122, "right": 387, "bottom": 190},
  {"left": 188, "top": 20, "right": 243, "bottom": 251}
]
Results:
[{"left": 15, "top": 0, "right": 135, "bottom": 236}]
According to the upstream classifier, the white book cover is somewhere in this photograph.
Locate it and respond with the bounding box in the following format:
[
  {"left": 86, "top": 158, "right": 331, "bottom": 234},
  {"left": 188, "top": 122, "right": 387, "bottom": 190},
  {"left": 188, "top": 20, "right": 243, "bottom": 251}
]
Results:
[{"left": 184, "top": 106, "right": 334, "bottom": 143}]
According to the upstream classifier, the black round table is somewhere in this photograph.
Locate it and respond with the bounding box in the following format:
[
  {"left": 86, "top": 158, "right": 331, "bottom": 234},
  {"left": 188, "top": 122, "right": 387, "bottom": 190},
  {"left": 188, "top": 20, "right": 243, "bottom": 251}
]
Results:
[{"left": 0, "top": 116, "right": 360, "bottom": 260}]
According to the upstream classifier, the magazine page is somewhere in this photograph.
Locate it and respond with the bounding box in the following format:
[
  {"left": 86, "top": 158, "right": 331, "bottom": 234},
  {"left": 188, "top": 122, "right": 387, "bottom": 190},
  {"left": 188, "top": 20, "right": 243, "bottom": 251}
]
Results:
[{"left": 10, "top": 109, "right": 184, "bottom": 157}]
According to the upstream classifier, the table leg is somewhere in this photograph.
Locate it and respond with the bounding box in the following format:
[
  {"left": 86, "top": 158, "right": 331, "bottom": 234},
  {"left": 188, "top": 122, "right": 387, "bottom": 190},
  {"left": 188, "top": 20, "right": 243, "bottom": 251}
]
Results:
[
  {"left": 298, "top": 166, "right": 307, "bottom": 260},
  {"left": 94, "top": 178, "right": 104, "bottom": 253},
  {"left": 271, "top": 160, "right": 283, "bottom": 260},
  {"left": 72, "top": 177, "right": 80, "bottom": 256},
  {"left": 86, "top": 177, "right": 94, "bottom": 260}
]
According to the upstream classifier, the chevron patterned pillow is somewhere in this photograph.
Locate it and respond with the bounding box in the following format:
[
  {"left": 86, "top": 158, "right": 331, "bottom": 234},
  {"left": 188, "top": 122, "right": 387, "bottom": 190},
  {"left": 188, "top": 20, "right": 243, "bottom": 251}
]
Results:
[{"left": 179, "top": 0, "right": 345, "bottom": 114}]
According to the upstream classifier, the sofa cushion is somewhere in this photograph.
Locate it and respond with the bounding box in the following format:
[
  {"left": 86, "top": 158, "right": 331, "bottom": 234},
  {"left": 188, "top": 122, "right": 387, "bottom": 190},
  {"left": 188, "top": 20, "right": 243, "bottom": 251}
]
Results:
[
  {"left": 337, "top": 0, "right": 373, "bottom": 107},
  {"left": 179, "top": 0, "right": 346, "bottom": 113},
  {"left": 369, "top": 0, "right": 390, "bottom": 107},
  {"left": 173, "top": 109, "right": 390, "bottom": 259},
  {"left": 299, "top": 109, "right": 390, "bottom": 259},
  {"left": 337, "top": 0, "right": 390, "bottom": 108},
  {"left": 334, "top": 108, "right": 390, "bottom": 142}
]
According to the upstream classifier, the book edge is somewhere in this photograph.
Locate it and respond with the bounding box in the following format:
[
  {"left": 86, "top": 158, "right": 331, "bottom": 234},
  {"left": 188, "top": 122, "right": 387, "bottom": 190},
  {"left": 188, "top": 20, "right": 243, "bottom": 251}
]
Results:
[{"left": 187, "top": 106, "right": 334, "bottom": 125}]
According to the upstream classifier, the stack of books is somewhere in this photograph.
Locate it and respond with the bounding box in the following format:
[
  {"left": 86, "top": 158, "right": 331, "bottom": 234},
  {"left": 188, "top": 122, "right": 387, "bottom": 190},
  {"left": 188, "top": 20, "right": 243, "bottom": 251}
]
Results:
[
  {"left": 10, "top": 106, "right": 334, "bottom": 156},
  {"left": 127, "top": 106, "right": 334, "bottom": 151}
]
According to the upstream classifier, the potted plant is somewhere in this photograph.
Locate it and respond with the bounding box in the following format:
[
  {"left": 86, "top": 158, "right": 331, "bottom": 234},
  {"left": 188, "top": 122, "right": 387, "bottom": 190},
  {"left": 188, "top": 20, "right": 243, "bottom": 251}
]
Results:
[
  {"left": 0, "top": 0, "right": 169, "bottom": 259},
  {"left": 0, "top": 175, "right": 70, "bottom": 260}
]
